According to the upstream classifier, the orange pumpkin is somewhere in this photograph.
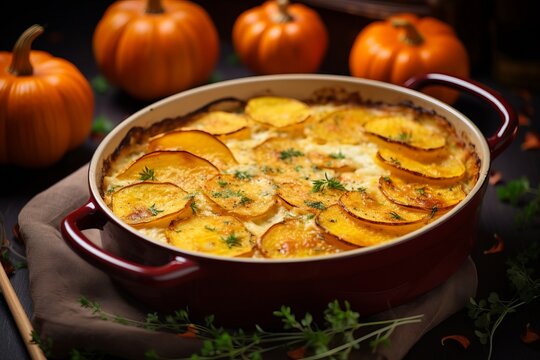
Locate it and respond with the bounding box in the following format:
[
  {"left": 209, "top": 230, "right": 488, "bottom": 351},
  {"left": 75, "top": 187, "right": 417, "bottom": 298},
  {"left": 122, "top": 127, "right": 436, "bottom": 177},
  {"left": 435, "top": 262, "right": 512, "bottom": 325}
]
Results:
[
  {"left": 93, "top": 0, "right": 219, "bottom": 100},
  {"left": 349, "top": 13, "right": 469, "bottom": 104},
  {"left": 0, "top": 25, "right": 94, "bottom": 168},
  {"left": 233, "top": 0, "right": 328, "bottom": 75}
]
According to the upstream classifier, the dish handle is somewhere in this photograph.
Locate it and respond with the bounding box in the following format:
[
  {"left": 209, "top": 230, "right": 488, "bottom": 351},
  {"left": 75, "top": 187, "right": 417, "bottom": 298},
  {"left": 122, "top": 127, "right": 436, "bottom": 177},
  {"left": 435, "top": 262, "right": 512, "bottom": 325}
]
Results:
[
  {"left": 61, "top": 199, "right": 201, "bottom": 287},
  {"left": 403, "top": 73, "right": 518, "bottom": 159}
]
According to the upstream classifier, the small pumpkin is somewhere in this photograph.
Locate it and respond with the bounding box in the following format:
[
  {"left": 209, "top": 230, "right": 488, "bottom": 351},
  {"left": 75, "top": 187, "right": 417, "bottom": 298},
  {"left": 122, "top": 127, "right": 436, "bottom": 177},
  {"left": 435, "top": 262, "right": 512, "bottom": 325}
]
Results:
[
  {"left": 349, "top": 13, "right": 469, "bottom": 104},
  {"left": 93, "top": 0, "right": 219, "bottom": 101},
  {"left": 232, "top": 0, "right": 328, "bottom": 75},
  {"left": 0, "top": 25, "right": 94, "bottom": 168}
]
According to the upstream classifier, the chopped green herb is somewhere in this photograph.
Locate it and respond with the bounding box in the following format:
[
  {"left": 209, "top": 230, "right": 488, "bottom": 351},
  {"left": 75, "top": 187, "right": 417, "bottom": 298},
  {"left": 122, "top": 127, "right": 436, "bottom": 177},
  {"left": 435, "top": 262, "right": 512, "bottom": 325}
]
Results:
[
  {"left": 312, "top": 173, "right": 347, "bottom": 192},
  {"left": 294, "top": 165, "right": 303, "bottom": 172},
  {"left": 388, "top": 211, "right": 403, "bottom": 220},
  {"left": 279, "top": 148, "right": 304, "bottom": 161},
  {"left": 329, "top": 151, "right": 346, "bottom": 159},
  {"left": 139, "top": 166, "right": 156, "bottom": 181},
  {"left": 221, "top": 233, "right": 242, "bottom": 248},
  {"left": 305, "top": 213, "right": 315, "bottom": 220},
  {"left": 397, "top": 132, "right": 412, "bottom": 142},
  {"left": 416, "top": 187, "right": 426, "bottom": 196},
  {"left": 429, "top": 206, "right": 439, "bottom": 218},
  {"left": 304, "top": 200, "right": 326, "bottom": 210},
  {"left": 217, "top": 179, "right": 229, "bottom": 187},
  {"left": 190, "top": 200, "right": 198, "bottom": 214},
  {"left": 238, "top": 196, "right": 253, "bottom": 206},
  {"left": 148, "top": 204, "right": 164, "bottom": 216},
  {"left": 382, "top": 176, "right": 391, "bottom": 183},
  {"left": 234, "top": 170, "right": 252, "bottom": 180},
  {"left": 204, "top": 225, "right": 216, "bottom": 232},
  {"left": 356, "top": 186, "right": 367, "bottom": 193},
  {"left": 389, "top": 157, "right": 401, "bottom": 166},
  {"left": 106, "top": 184, "right": 121, "bottom": 194}
]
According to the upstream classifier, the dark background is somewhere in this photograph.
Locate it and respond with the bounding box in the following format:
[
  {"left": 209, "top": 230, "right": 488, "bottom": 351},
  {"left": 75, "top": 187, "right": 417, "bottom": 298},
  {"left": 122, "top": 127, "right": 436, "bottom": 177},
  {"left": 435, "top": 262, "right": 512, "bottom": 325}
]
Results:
[{"left": 1, "top": 1, "right": 539, "bottom": 359}]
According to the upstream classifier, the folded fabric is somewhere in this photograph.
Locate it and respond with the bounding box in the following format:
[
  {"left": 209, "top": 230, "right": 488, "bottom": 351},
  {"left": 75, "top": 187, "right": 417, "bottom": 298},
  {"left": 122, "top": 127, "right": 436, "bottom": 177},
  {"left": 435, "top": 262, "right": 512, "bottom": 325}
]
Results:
[{"left": 17, "top": 164, "right": 477, "bottom": 359}]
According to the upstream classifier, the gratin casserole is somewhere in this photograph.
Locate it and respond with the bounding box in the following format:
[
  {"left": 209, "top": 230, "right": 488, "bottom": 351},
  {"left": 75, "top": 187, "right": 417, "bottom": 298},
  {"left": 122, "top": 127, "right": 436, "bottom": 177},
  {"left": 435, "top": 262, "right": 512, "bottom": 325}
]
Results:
[{"left": 101, "top": 93, "right": 480, "bottom": 259}]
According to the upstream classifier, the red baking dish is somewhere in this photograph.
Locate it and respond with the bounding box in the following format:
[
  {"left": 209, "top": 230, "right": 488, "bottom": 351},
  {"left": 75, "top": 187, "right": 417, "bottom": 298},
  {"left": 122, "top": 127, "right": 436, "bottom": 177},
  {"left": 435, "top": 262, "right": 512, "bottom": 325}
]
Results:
[{"left": 61, "top": 73, "right": 517, "bottom": 325}]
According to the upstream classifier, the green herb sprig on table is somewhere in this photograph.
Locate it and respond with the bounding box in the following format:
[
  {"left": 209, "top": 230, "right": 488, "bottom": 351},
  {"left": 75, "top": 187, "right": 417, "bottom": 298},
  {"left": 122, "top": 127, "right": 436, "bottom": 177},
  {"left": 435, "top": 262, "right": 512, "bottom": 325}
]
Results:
[
  {"left": 79, "top": 298, "right": 423, "bottom": 360},
  {"left": 467, "top": 242, "right": 540, "bottom": 360},
  {"left": 496, "top": 178, "right": 540, "bottom": 226}
]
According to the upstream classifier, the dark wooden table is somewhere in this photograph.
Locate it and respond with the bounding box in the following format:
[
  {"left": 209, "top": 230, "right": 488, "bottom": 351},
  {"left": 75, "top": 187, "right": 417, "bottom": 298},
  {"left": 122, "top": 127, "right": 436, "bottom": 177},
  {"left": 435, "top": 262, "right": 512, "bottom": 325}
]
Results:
[{"left": 1, "top": 1, "right": 539, "bottom": 359}]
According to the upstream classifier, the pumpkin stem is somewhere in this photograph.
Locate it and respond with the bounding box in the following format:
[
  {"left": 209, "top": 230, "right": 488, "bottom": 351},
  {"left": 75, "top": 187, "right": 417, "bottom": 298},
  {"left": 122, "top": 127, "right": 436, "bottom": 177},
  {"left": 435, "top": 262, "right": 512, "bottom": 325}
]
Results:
[
  {"left": 392, "top": 18, "right": 424, "bottom": 46},
  {"left": 275, "top": 0, "right": 293, "bottom": 23},
  {"left": 8, "top": 25, "right": 44, "bottom": 77},
  {"left": 146, "top": 0, "right": 164, "bottom": 14}
]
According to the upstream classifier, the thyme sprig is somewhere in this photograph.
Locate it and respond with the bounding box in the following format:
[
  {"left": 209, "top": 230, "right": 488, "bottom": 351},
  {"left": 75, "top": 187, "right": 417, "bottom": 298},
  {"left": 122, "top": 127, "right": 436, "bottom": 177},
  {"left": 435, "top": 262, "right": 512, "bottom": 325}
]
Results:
[
  {"left": 79, "top": 298, "right": 423, "bottom": 360},
  {"left": 312, "top": 173, "right": 347, "bottom": 193},
  {"left": 467, "top": 242, "right": 540, "bottom": 360}
]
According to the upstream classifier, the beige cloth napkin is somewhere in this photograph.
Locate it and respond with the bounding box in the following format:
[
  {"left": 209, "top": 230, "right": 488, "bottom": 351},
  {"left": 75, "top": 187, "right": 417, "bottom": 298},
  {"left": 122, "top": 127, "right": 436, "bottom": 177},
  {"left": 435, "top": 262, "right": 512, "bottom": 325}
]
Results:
[{"left": 17, "top": 164, "right": 477, "bottom": 359}]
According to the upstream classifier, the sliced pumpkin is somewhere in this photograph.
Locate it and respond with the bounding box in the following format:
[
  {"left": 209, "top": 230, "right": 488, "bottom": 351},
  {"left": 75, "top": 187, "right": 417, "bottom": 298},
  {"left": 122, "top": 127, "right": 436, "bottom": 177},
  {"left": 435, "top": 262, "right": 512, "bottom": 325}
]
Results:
[
  {"left": 203, "top": 174, "right": 277, "bottom": 218},
  {"left": 379, "top": 176, "right": 466, "bottom": 210},
  {"left": 340, "top": 188, "right": 427, "bottom": 225},
  {"left": 117, "top": 151, "right": 219, "bottom": 193},
  {"left": 377, "top": 147, "right": 466, "bottom": 180},
  {"left": 316, "top": 205, "right": 409, "bottom": 247},
  {"left": 111, "top": 182, "right": 192, "bottom": 228},
  {"left": 166, "top": 215, "right": 254, "bottom": 257},
  {"left": 182, "top": 111, "right": 250, "bottom": 136},
  {"left": 364, "top": 116, "right": 446, "bottom": 150},
  {"left": 245, "top": 96, "right": 310, "bottom": 127},
  {"left": 307, "top": 108, "right": 376, "bottom": 144},
  {"left": 254, "top": 137, "right": 311, "bottom": 178},
  {"left": 148, "top": 130, "right": 237, "bottom": 169},
  {"left": 277, "top": 180, "right": 343, "bottom": 212},
  {"left": 260, "top": 218, "right": 351, "bottom": 258}
]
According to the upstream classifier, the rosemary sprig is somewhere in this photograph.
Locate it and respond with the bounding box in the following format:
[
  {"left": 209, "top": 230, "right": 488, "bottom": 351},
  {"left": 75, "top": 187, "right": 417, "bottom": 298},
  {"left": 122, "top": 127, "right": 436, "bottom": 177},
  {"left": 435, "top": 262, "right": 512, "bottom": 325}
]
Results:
[{"left": 79, "top": 298, "right": 423, "bottom": 359}]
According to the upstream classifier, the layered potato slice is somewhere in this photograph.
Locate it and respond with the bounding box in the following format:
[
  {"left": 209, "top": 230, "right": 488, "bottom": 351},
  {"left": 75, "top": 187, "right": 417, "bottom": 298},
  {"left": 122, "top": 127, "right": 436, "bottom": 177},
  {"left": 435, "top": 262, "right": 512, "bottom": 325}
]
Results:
[
  {"left": 112, "top": 182, "right": 192, "bottom": 228},
  {"left": 260, "top": 218, "right": 354, "bottom": 258},
  {"left": 377, "top": 147, "right": 466, "bottom": 180},
  {"left": 277, "top": 180, "right": 344, "bottom": 212},
  {"left": 316, "top": 205, "right": 411, "bottom": 247},
  {"left": 181, "top": 110, "right": 250, "bottom": 136},
  {"left": 379, "top": 176, "right": 466, "bottom": 210},
  {"left": 203, "top": 174, "right": 277, "bottom": 218},
  {"left": 245, "top": 96, "right": 311, "bottom": 127},
  {"left": 254, "top": 137, "right": 312, "bottom": 180},
  {"left": 340, "top": 188, "right": 428, "bottom": 225},
  {"left": 307, "top": 108, "right": 377, "bottom": 144},
  {"left": 117, "top": 151, "right": 219, "bottom": 192},
  {"left": 148, "top": 130, "right": 237, "bottom": 170},
  {"left": 166, "top": 215, "right": 254, "bottom": 257},
  {"left": 364, "top": 116, "right": 446, "bottom": 151}
]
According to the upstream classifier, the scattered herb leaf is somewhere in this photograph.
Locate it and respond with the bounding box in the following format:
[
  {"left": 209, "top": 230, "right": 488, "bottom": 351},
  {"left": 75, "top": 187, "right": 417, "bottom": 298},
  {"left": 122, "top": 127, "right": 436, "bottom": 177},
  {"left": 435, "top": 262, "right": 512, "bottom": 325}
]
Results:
[
  {"left": 234, "top": 170, "right": 253, "bottom": 180},
  {"left": 148, "top": 204, "right": 164, "bottom": 216},
  {"left": 279, "top": 148, "right": 304, "bottom": 161},
  {"left": 139, "top": 166, "right": 156, "bottom": 181},
  {"left": 304, "top": 200, "right": 326, "bottom": 210},
  {"left": 312, "top": 173, "right": 347, "bottom": 192},
  {"left": 329, "top": 151, "right": 346, "bottom": 159},
  {"left": 221, "top": 234, "right": 242, "bottom": 248}
]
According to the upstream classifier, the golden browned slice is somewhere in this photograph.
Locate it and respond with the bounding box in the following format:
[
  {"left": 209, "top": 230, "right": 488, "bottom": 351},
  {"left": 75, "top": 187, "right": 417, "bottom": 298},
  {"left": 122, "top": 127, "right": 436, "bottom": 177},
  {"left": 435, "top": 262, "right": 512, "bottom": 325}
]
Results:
[
  {"left": 182, "top": 110, "right": 250, "bottom": 136},
  {"left": 245, "top": 96, "right": 310, "bottom": 127},
  {"left": 148, "top": 130, "right": 237, "bottom": 169},
  {"left": 117, "top": 151, "right": 219, "bottom": 193},
  {"left": 379, "top": 176, "right": 466, "bottom": 210},
  {"left": 316, "top": 205, "right": 411, "bottom": 247},
  {"left": 364, "top": 116, "right": 446, "bottom": 150},
  {"left": 340, "top": 188, "right": 427, "bottom": 225},
  {"left": 254, "top": 137, "right": 311, "bottom": 179},
  {"left": 307, "top": 150, "right": 355, "bottom": 171},
  {"left": 260, "top": 218, "right": 352, "bottom": 258},
  {"left": 203, "top": 174, "right": 277, "bottom": 218},
  {"left": 166, "top": 215, "right": 254, "bottom": 257},
  {"left": 111, "top": 182, "right": 192, "bottom": 228},
  {"left": 377, "top": 147, "right": 466, "bottom": 180},
  {"left": 307, "top": 108, "right": 377, "bottom": 144},
  {"left": 277, "top": 180, "right": 344, "bottom": 212}
]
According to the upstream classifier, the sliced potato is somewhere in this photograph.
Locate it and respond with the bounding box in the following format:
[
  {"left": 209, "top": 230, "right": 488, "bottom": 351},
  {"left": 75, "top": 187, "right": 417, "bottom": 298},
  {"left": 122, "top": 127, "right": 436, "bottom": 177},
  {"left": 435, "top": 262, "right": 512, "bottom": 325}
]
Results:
[
  {"left": 245, "top": 96, "right": 310, "bottom": 127},
  {"left": 379, "top": 176, "right": 466, "bottom": 210},
  {"left": 182, "top": 111, "right": 250, "bottom": 135},
  {"left": 254, "top": 137, "right": 311, "bottom": 177},
  {"left": 316, "top": 205, "right": 410, "bottom": 247},
  {"left": 203, "top": 174, "right": 277, "bottom": 218},
  {"left": 377, "top": 147, "right": 466, "bottom": 180},
  {"left": 148, "top": 130, "right": 237, "bottom": 169},
  {"left": 111, "top": 182, "right": 192, "bottom": 228},
  {"left": 166, "top": 215, "right": 254, "bottom": 257},
  {"left": 117, "top": 151, "right": 219, "bottom": 192},
  {"left": 307, "top": 150, "right": 355, "bottom": 171},
  {"left": 364, "top": 116, "right": 446, "bottom": 150},
  {"left": 340, "top": 188, "right": 427, "bottom": 225},
  {"left": 307, "top": 108, "right": 376, "bottom": 144},
  {"left": 260, "top": 218, "right": 352, "bottom": 258},
  {"left": 277, "top": 180, "right": 343, "bottom": 212}
]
